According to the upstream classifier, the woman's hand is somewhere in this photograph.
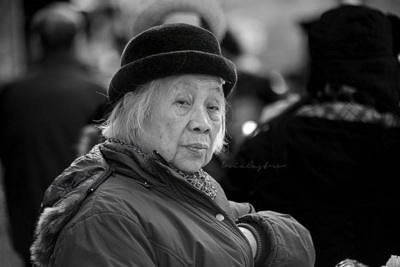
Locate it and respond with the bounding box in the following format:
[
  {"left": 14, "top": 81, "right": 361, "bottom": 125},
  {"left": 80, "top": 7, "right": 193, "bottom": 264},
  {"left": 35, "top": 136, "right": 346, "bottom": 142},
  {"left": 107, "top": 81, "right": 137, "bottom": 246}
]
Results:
[{"left": 238, "top": 226, "right": 257, "bottom": 258}]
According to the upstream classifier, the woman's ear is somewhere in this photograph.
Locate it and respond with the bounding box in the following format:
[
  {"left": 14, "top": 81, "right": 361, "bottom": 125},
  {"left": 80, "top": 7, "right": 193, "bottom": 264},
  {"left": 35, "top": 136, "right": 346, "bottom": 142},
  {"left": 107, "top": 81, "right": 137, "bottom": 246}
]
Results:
[{"left": 387, "top": 14, "right": 400, "bottom": 59}]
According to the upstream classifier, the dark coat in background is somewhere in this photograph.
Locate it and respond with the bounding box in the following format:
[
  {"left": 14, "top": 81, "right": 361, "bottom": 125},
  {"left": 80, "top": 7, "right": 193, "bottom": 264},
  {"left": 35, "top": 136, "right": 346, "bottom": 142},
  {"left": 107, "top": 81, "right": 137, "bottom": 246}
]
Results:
[
  {"left": 0, "top": 53, "right": 108, "bottom": 264},
  {"left": 224, "top": 99, "right": 400, "bottom": 267},
  {"left": 223, "top": 5, "right": 400, "bottom": 267}
]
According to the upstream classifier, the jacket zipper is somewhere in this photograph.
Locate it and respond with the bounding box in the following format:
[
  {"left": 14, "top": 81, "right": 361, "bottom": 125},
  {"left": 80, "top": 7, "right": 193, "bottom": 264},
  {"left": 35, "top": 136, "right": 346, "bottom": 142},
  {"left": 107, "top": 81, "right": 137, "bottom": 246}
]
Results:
[
  {"left": 152, "top": 159, "right": 252, "bottom": 265},
  {"left": 176, "top": 176, "right": 252, "bottom": 265},
  {"left": 87, "top": 165, "right": 115, "bottom": 194}
]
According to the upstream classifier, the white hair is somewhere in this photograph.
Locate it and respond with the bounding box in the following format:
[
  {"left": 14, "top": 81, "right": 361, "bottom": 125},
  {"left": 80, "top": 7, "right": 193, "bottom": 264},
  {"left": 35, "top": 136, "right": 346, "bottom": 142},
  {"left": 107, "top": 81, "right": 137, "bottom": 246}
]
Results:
[{"left": 100, "top": 75, "right": 227, "bottom": 154}]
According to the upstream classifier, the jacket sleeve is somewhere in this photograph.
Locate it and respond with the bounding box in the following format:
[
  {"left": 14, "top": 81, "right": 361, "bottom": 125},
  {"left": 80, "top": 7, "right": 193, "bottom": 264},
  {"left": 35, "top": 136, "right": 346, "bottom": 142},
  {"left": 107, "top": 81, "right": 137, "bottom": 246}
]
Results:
[
  {"left": 228, "top": 200, "right": 256, "bottom": 219},
  {"left": 237, "top": 211, "right": 315, "bottom": 267},
  {"left": 52, "top": 213, "right": 157, "bottom": 267}
]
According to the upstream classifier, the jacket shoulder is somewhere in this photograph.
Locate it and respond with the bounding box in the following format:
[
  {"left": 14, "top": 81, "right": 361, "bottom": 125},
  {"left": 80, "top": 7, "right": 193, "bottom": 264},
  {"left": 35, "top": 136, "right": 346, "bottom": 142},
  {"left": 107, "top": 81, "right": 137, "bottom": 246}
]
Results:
[
  {"left": 42, "top": 145, "right": 109, "bottom": 208},
  {"left": 31, "top": 144, "right": 113, "bottom": 267}
]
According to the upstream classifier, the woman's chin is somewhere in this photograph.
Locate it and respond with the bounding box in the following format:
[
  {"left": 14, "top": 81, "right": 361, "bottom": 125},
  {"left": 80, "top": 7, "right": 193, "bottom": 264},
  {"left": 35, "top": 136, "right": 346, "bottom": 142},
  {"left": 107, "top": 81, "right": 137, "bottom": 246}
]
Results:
[
  {"left": 177, "top": 165, "right": 201, "bottom": 174},
  {"left": 173, "top": 161, "right": 204, "bottom": 174},
  {"left": 170, "top": 152, "right": 212, "bottom": 173}
]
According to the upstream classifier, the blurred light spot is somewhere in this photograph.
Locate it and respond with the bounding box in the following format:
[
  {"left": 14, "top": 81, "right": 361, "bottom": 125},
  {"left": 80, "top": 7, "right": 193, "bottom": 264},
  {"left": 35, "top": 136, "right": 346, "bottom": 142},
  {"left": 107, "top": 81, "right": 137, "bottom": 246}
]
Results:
[
  {"left": 98, "top": 50, "right": 120, "bottom": 75},
  {"left": 340, "top": 0, "right": 364, "bottom": 5},
  {"left": 163, "top": 12, "right": 201, "bottom": 27},
  {"left": 270, "top": 69, "right": 288, "bottom": 95},
  {"left": 242, "top": 121, "right": 257, "bottom": 136},
  {"left": 230, "top": 18, "right": 267, "bottom": 56}
]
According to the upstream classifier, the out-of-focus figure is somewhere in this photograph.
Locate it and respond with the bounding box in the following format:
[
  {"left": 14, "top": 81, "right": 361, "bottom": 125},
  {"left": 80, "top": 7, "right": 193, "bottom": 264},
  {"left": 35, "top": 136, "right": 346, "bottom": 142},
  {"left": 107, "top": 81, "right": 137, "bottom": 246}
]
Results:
[
  {"left": 219, "top": 28, "right": 289, "bottom": 156},
  {"left": 132, "top": 0, "right": 227, "bottom": 41},
  {"left": 223, "top": 4, "right": 400, "bottom": 267},
  {"left": 71, "top": 0, "right": 127, "bottom": 87},
  {"left": 0, "top": 3, "right": 108, "bottom": 266}
]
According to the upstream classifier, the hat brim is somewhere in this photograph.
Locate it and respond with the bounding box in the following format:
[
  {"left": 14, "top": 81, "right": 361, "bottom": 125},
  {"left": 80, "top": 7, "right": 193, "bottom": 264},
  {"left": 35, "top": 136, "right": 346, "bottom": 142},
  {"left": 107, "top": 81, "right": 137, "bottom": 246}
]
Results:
[{"left": 109, "top": 51, "right": 237, "bottom": 105}]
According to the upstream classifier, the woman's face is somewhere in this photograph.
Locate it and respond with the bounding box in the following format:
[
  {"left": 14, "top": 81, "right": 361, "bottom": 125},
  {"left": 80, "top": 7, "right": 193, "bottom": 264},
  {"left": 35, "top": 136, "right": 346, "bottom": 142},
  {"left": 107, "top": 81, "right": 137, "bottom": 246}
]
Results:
[{"left": 141, "top": 74, "right": 225, "bottom": 173}]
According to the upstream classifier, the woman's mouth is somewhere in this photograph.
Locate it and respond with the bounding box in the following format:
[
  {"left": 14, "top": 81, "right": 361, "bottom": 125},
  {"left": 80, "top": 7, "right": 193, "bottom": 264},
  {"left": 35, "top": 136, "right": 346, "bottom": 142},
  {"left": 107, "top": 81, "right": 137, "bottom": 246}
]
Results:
[{"left": 185, "top": 143, "right": 209, "bottom": 154}]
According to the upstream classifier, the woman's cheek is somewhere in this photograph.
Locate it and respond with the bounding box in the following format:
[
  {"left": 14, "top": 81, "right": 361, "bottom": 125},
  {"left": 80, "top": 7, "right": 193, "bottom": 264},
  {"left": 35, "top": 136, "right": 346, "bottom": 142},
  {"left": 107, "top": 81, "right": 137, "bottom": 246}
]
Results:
[
  {"left": 173, "top": 105, "right": 190, "bottom": 117},
  {"left": 210, "top": 121, "right": 222, "bottom": 140}
]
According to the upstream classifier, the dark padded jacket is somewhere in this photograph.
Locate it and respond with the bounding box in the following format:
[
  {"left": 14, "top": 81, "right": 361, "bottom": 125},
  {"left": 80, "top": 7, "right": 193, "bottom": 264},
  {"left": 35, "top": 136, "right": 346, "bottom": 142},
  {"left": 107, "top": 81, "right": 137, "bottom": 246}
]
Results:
[
  {"left": 31, "top": 141, "right": 315, "bottom": 267},
  {"left": 224, "top": 100, "right": 400, "bottom": 267}
]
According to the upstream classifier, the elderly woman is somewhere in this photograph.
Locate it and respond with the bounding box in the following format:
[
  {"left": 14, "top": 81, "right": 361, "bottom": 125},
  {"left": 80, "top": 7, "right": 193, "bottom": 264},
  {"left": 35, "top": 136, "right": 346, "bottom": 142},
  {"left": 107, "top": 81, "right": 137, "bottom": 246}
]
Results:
[{"left": 30, "top": 24, "right": 315, "bottom": 267}]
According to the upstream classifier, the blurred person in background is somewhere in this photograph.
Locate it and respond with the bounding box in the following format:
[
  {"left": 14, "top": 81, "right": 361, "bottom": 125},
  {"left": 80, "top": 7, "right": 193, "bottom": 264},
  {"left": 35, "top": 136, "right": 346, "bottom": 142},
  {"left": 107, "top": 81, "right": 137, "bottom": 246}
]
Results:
[
  {"left": 131, "top": 0, "right": 227, "bottom": 42},
  {"left": 72, "top": 0, "right": 127, "bottom": 87},
  {"left": 0, "top": 2, "right": 108, "bottom": 266},
  {"left": 219, "top": 29, "right": 289, "bottom": 156},
  {"left": 222, "top": 4, "right": 400, "bottom": 267}
]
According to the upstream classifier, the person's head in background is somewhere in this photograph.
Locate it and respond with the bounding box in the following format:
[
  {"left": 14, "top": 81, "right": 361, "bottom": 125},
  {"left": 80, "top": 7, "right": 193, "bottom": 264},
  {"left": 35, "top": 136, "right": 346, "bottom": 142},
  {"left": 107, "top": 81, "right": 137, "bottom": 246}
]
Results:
[
  {"left": 29, "top": 2, "right": 86, "bottom": 62},
  {"left": 306, "top": 4, "right": 400, "bottom": 115},
  {"left": 132, "top": 0, "right": 227, "bottom": 41},
  {"left": 337, "top": 0, "right": 365, "bottom": 5}
]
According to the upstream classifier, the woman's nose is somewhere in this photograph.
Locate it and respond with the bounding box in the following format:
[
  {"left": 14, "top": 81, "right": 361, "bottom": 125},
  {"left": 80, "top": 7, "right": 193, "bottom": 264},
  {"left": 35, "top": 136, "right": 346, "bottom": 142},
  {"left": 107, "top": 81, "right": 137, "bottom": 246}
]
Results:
[{"left": 188, "top": 106, "right": 211, "bottom": 134}]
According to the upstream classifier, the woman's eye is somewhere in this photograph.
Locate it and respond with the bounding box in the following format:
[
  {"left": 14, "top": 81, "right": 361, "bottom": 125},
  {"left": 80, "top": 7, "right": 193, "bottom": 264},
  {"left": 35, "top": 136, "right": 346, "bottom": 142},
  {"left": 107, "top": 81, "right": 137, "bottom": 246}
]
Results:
[
  {"left": 177, "top": 100, "right": 191, "bottom": 107},
  {"left": 208, "top": 106, "right": 220, "bottom": 112}
]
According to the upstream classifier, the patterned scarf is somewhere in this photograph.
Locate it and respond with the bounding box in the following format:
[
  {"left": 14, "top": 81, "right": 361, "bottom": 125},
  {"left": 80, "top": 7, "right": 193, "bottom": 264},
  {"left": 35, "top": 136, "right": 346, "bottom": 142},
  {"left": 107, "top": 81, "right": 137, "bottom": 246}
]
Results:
[
  {"left": 171, "top": 168, "right": 217, "bottom": 200},
  {"left": 296, "top": 102, "right": 400, "bottom": 127},
  {"left": 108, "top": 139, "right": 217, "bottom": 200},
  {"left": 297, "top": 84, "right": 400, "bottom": 128}
]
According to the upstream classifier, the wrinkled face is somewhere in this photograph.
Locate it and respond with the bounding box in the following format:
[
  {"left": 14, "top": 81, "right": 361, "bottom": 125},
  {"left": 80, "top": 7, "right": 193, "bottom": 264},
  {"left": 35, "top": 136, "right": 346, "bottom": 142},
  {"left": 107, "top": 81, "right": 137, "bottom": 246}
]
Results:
[{"left": 141, "top": 74, "right": 225, "bottom": 173}]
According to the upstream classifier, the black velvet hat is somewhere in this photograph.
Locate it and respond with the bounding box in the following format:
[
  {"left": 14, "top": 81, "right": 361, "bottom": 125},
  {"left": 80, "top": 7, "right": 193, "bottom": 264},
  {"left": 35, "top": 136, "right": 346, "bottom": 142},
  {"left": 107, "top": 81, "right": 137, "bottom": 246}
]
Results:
[
  {"left": 108, "top": 23, "right": 237, "bottom": 105},
  {"left": 307, "top": 5, "right": 400, "bottom": 113}
]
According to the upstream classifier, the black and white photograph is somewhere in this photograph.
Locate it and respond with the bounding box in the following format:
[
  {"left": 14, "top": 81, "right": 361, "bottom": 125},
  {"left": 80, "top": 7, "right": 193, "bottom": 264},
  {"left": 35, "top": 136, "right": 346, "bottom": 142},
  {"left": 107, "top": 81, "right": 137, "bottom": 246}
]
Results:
[{"left": 0, "top": 0, "right": 399, "bottom": 266}]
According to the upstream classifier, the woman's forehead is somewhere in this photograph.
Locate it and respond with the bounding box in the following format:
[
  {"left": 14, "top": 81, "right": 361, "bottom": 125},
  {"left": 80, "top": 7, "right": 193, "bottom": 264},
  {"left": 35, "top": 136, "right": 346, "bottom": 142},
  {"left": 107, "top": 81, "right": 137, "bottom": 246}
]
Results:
[{"left": 168, "top": 74, "right": 224, "bottom": 96}]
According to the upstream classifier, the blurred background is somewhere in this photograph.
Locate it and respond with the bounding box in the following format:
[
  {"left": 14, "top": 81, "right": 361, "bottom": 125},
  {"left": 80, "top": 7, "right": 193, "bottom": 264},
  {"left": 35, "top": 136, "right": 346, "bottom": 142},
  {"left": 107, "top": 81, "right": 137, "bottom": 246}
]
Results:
[
  {"left": 1, "top": 0, "right": 399, "bottom": 266},
  {"left": 2, "top": 0, "right": 400, "bottom": 87}
]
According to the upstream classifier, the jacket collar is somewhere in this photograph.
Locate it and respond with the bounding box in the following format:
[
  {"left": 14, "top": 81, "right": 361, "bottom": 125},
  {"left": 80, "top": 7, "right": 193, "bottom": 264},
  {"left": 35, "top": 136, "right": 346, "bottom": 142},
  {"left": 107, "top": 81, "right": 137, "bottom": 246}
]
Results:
[
  {"left": 101, "top": 140, "right": 184, "bottom": 187},
  {"left": 100, "top": 141, "right": 234, "bottom": 216}
]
